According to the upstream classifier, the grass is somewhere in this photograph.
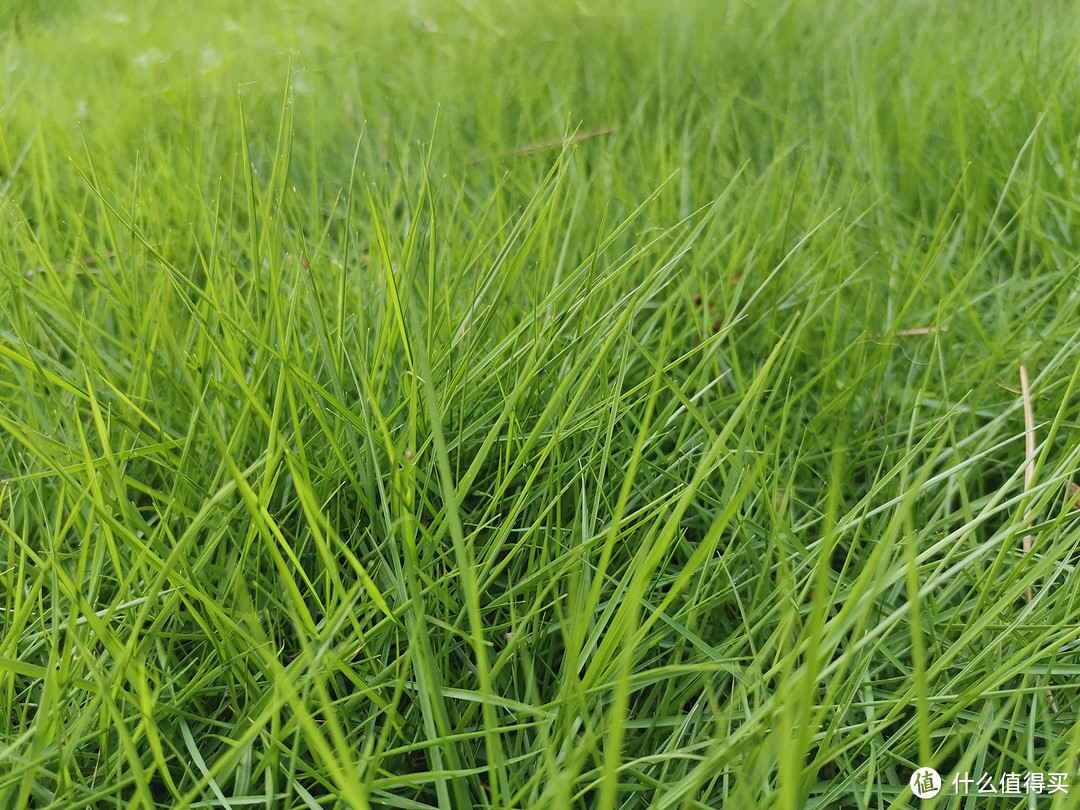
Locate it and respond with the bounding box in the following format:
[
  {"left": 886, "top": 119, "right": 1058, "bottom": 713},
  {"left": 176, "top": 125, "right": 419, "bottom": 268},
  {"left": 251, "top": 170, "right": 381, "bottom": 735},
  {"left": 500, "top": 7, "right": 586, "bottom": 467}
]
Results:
[{"left": 2, "top": 0, "right": 1080, "bottom": 807}]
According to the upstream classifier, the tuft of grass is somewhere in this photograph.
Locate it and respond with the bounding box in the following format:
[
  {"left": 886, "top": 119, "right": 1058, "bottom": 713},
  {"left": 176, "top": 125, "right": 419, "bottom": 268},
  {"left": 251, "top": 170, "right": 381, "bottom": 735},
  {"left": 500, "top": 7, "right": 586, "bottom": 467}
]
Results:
[{"left": 3, "top": 0, "right": 1080, "bottom": 807}]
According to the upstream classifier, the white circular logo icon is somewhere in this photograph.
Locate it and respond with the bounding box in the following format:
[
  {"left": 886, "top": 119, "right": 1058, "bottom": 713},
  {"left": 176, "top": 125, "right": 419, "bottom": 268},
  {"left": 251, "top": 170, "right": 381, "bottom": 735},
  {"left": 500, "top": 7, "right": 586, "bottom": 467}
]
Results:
[{"left": 910, "top": 767, "right": 941, "bottom": 799}]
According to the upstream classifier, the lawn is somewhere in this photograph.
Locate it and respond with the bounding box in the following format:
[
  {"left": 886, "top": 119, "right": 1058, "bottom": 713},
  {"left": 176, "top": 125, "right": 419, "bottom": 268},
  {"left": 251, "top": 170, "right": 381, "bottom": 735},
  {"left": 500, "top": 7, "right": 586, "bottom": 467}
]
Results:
[{"left": 3, "top": 0, "right": 1080, "bottom": 807}]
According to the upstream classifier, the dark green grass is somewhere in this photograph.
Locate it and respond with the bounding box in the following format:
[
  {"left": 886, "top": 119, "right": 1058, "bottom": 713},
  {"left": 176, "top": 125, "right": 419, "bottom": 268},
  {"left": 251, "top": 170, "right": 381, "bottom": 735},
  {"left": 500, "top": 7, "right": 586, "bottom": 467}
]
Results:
[{"left": 3, "top": 0, "right": 1080, "bottom": 807}]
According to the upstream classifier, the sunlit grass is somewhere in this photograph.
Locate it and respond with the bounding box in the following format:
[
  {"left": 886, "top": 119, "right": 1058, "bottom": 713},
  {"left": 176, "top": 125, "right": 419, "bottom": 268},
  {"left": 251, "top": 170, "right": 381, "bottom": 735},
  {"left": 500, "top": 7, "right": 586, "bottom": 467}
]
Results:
[{"left": 3, "top": 1, "right": 1080, "bottom": 808}]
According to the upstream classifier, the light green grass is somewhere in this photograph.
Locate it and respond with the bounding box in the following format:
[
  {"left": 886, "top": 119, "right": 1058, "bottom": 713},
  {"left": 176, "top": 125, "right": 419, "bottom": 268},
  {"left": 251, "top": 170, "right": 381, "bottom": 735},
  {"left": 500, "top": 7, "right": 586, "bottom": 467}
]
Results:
[{"left": 3, "top": 0, "right": 1080, "bottom": 807}]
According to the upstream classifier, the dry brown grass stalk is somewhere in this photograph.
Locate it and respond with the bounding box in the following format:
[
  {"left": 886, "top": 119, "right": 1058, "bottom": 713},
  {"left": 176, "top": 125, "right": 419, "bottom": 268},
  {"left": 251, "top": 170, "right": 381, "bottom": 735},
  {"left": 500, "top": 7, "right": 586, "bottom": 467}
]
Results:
[{"left": 1020, "top": 365, "right": 1034, "bottom": 605}]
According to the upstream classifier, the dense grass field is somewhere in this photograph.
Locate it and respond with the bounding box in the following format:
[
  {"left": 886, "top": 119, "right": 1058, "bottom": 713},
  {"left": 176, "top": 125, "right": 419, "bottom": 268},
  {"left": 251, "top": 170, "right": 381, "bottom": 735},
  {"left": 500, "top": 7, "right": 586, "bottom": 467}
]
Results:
[{"left": 3, "top": 0, "right": 1080, "bottom": 807}]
